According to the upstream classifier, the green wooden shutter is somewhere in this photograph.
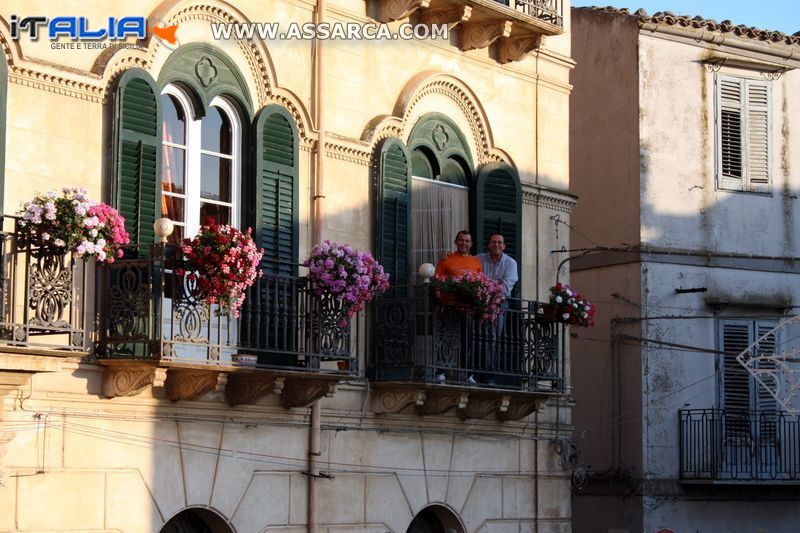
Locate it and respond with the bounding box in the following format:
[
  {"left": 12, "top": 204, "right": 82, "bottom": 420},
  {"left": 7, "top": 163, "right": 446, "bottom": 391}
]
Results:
[
  {"left": 112, "top": 69, "right": 161, "bottom": 246},
  {"left": 717, "top": 76, "right": 744, "bottom": 191},
  {"left": 474, "top": 163, "right": 522, "bottom": 294},
  {"left": 253, "top": 105, "right": 298, "bottom": 276},
  {"left": 376, "top": 138, "right": 412, "bottom": 287},
  {"left": 745, "top": 80, "right": 770, "bottom": 190}
]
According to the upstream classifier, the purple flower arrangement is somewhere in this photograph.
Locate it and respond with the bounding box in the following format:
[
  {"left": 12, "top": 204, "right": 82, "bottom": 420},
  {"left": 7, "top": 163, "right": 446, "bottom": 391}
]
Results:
[
  {"left": 17, "top": 188, "right": 129, "bottom": 263},
  {"left": 304, "top": 241, "right": 390, "bottom": 324}
]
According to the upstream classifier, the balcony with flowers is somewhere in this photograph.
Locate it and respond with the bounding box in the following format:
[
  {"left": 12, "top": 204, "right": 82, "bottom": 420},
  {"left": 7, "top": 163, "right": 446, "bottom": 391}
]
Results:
[
  {"left": 368, "top": 269, "right": 577, "bottom": 421},
  {"left": 97, "top": 231, "right": 381, "bottom": 407}
]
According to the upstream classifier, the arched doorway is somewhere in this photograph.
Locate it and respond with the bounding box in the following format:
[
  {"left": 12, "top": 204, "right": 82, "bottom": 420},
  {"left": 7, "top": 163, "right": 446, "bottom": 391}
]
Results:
[
  {"left": 160, "top": 507, "right": 233, "bottom": 533},
  {"left": 406, "top": 504, "right": 465, "bottom": 533}
]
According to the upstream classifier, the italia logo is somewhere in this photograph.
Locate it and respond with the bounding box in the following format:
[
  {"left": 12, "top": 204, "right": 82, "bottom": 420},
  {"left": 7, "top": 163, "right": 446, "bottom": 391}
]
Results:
[{"left": 10, "top": 15, "right": 180, "bottom": 46}]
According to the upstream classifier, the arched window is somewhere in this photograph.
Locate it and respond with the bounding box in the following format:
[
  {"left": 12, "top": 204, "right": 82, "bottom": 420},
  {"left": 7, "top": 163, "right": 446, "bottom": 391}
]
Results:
[
  {"left": 375, "top": 114, "right": 521, "bottom": 290},
  {"left": 160, "top": 86, "right": 241, "bottom": 242}
]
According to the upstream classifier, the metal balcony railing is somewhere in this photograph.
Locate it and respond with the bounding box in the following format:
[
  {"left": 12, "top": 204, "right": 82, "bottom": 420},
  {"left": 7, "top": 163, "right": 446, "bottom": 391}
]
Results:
[
  {"left": 680, "top": 408, "right": 800, "bottom": 483},
  {"left": 369, "top": 285, "right": 564, "bottom": 392},
  {"left": 494, "top": 0, "right": 564, "bottom": 27},
  {"left": 0, "top": 218, "right": 91, "bottom": 352},
  {"left": 98, "top": 243, "right": 360, "bottom": 374}
]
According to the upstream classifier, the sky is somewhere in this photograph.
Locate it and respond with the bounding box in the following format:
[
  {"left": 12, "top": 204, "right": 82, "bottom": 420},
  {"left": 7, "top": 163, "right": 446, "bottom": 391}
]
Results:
[{"left": 571, "top": 1, "right": 800, "bottom": 35}]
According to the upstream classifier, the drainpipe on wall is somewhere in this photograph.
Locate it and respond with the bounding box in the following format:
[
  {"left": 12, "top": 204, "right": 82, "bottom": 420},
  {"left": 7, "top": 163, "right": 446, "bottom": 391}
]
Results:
[
  {"left": 308, "top": 400, "right": 321, "bottom": 533},
  {"left": 312, "top": 0, "right": 327, "bottom": 246},
  {"left": 309, "top": 0, "right": 326, "bottom": 530}
]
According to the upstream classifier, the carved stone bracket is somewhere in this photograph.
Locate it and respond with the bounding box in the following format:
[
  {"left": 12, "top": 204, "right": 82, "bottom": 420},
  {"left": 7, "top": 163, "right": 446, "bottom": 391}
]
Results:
[
  {"left": 371, "top": 383, "right": 557, "bottom": 421},
  {"left": 376, "top": 0, "right": 431, "bottom": 22},
  {"left": 496, "top": 395, "right": 547, "bottom": 421},
  {"left": 101, "top": 361, "right": 156, "bottom": 398},
  {"left": 415, "top": 391, "right": 469, "bottom": 416},
  {"left": 281, "top": 377, "right": 339, "bottom": 408},
  {"left": 225, "top": 373, "right": 283, "bottom": 406},
  {"left": 460, "top": 21, "right": 512, "bottom": 51},
  {"left": 164, "top": 368, "right": 223, "bottom": 401},
  {"left": 372, "top": 389, "right": 427, "bottom": 414},
  {"left": 497, "top": 35, "right": 542, "bottom": 64},
  {"left": 458, "top": 393, "right": 504, "bottom": 420},
  {"left": 420, "top": 6, "right": 472, "bottom": 29}
]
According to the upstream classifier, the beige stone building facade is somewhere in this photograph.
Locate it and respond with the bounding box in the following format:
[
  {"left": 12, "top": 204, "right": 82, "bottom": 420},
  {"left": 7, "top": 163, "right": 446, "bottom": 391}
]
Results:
[{"left": 0, "top": 1, "right": 576, "bottom": 531}]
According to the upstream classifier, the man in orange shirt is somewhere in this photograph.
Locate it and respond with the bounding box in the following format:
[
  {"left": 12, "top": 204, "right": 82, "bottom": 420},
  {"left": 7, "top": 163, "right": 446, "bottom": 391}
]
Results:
[{"left": 435, "top": 230, "right": 482, "bottom": 277}]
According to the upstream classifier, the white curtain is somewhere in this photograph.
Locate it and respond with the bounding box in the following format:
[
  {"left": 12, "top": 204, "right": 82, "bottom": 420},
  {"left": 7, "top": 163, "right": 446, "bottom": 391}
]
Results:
[{"left": 411, "top": 177, "right": 469, "bottom": 282}]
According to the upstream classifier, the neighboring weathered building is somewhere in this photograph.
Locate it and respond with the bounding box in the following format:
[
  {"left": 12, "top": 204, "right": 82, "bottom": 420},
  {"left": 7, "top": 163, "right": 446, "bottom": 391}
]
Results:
[
  {"left": 0, "top": 1, "right": 577, "bottom": 531},
  {"left": 570, "top": 7, "right": 800, "bottom": 533}
]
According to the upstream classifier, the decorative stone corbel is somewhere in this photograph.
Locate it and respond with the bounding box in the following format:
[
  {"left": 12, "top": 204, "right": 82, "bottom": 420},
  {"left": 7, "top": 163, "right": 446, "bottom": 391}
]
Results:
[
  {"left": 281, "top": 377, "right": 339, "bottom": 408},
  {"left": 415, "top": 391, "right": 468, "bottom": 416},
  {"left": 458, "top": 394, "right": 504, "bottom": 420},
  {"left": 101, "top": 362, "right": 156, "bottom": 398},
  {"left": 497, "top": 35, "right": 542, "bottom": 63},
  {"left": 460, "top": 21, "right": 512, "bottom": 51},
  {"left": 376, "top": 0, "right": 431, "bottom": 23},
  {"left": 420, "top": 6, "right": 472, "bottom": 29},
  {"left": 225, "top": 373, "right": 281, "bottom": 406},
  {"left": 164, "top": 368, "right": 221, "bottom": 401},
  {"left": 372, "top": 389, "right": 427, "bottom": 414},
  {"left": 496, "top": 396, "right": 546, "bottom": 421}
]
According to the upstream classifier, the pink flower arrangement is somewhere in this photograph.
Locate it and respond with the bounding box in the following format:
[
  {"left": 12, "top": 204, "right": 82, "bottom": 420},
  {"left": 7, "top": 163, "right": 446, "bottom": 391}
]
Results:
[
  {"left": 304, "top": 241, "right": 390, "bottom": 324},
  {"left": 431, "top": 271, "right": 505, "bottom": 324},
  {"left": 17, "top": 188, "right": 129, "bottom": 263},
  {"left": 549, "top": 283, "right": 595, "bottom": 327},
  {"left": 179, "top": 222, "right": 264, "bottom": 317}
]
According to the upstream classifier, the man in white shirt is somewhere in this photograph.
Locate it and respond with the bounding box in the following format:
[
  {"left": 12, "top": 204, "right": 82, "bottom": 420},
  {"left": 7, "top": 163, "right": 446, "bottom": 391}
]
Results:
[{"left": 476, "top": 233, "right": 518, "bottom": 385}]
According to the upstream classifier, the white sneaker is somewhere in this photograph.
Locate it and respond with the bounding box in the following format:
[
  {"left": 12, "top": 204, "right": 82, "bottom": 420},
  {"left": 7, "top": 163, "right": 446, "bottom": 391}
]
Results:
[
  {"left": 436, "top": 372, "right": 446, "bottom": 384},
  {"left": 466, "top": 375, "right": 477, "bottom": 385}
]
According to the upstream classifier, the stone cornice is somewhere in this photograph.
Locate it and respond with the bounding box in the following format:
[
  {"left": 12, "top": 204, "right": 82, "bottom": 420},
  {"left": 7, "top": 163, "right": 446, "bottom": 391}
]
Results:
[{"left": 521, "top": 183, "right": 578, "bottom": 213}]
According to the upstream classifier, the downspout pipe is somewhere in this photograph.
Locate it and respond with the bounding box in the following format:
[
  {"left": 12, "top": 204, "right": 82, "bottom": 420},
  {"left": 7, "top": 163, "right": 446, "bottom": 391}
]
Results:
[
  {"left": 312, "top": 0, "right": 327, "bottom": 245},
  {"left": 308, "top": 400, "right": 321, "bottom": 533},
  {"left": 309, "top": 1, "right": 326, "bottom": 531}
]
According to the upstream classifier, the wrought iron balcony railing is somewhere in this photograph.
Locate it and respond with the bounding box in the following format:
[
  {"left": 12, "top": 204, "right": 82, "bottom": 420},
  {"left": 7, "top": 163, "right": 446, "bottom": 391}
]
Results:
[
  {"left": 98, "top": 243, "right": 360, "bottom": 374},
  {"left": 370, "top": 285, "right": 564, "bottom": 392},
  {"left": 0, "top": 218, "right": 91, "bottom": 352},
  {"left": 495, "top": 0, "right": 564, "bottom": 27},
  {"left": 680, "top": 408, "right": 800, "bottom": 483}
]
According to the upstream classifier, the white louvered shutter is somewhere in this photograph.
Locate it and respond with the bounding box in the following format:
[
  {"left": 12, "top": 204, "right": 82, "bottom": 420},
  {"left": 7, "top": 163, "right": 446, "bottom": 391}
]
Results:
[
  {"left": 718, "top": 77, "right": 744, "bottom": 190},
  {"left": 745, "top": 80, "right": 770, "bottom": 191}
]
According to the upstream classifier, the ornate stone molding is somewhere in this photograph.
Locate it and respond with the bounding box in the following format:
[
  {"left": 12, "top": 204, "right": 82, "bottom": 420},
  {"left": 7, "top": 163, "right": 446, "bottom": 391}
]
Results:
[
  {"left": 225, "top": 373, "right": 284, "bottom": 406},
  {"left": 148, "top": 4, "right": 273, "bottom": 106},
  {"left": 371, "top": 383, "right": 557, "bottom": 421},
  {"left": 460, "top": 21, "right": 513, "bottom": 51},
  {"left": 9, "top": 66, "right": 104, "bottom": 103},
  {"left": 420, "top": 6, "right": 472, "bottom": 29},
  {"left": 281, "top": 376, "right": 339, "bottom": 408},
  {"left": 101, "top": 361, "right": 156, "bottom": 398},
  {"left": 164, "top": 368, "right": 223, "bottom": 401},
  {"left": 326, "top": 140, "right": 372, "bottom": 166},
  {"left": 376, "top": 0, "right": 431, "bottom": 23},
  {"left": 522, "top": 186, "right": 578, "bottom": 213},
  {"left": 403, "top": 76, "right": 493, "bottom": 162},
  {"left": 497, "top": 35, "right": 542, "bottom": 64}
]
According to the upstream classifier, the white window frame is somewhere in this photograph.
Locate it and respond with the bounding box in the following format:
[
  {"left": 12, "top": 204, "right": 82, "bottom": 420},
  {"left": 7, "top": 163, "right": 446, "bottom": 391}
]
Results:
[
  {"left": 714, "top": 73, "right": 772, "bottom": 193},
  {"left": 161, "top": 85, "right": 241, "bottom": 239}
]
